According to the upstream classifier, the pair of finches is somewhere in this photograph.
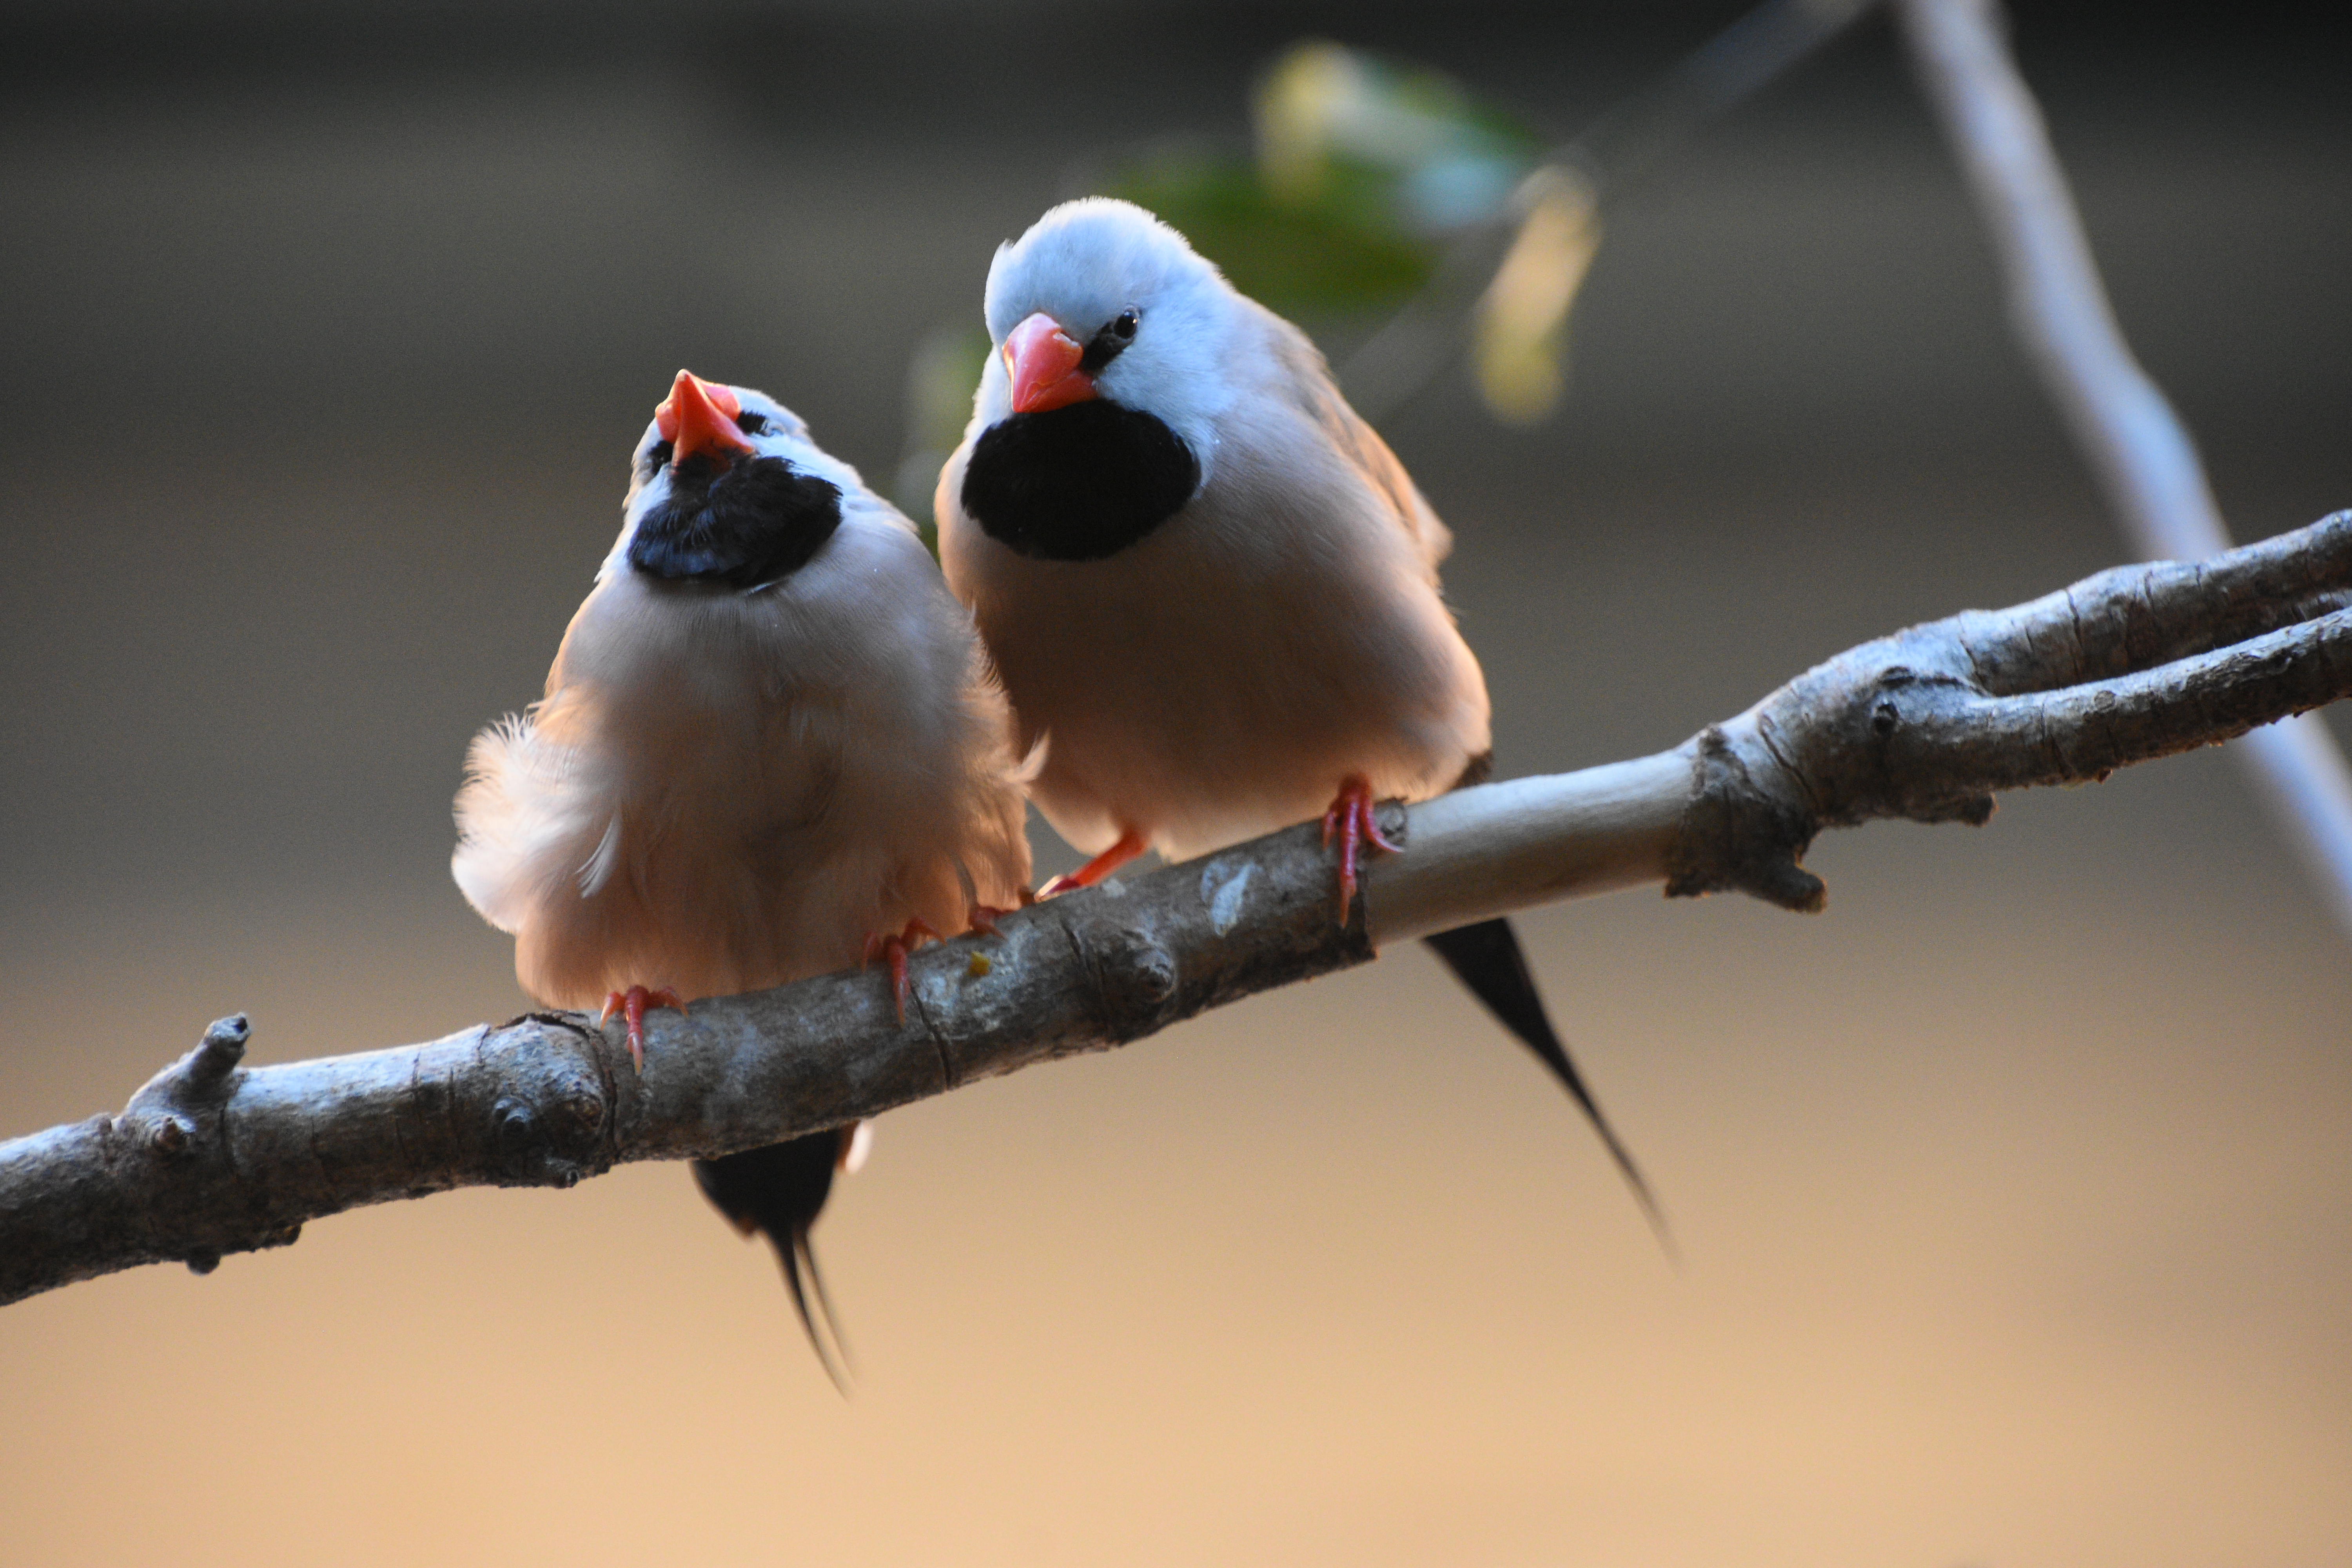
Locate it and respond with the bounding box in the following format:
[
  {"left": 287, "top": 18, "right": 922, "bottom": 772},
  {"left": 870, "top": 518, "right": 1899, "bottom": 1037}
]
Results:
[{"left": 452, "top": 198, "right": 1659, "bottom": 1389}]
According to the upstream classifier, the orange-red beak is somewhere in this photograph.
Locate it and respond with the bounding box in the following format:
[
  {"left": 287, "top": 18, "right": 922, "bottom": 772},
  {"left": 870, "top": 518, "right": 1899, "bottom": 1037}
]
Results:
[
  {"left": 1004, "top": 312, "right": 1098, "bottom": 414},
  {"left": 655, "top": 369, "right": 754, "bottom": 465}
]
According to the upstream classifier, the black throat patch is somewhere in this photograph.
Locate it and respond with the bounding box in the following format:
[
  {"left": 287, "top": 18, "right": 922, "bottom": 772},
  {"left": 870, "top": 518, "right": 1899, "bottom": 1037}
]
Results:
[
  {"left": 627, "top": 454, "right": 843, "bottom": 589},
  {"left": 959, "top": 401, "right": 1200, "bottom": 562}
]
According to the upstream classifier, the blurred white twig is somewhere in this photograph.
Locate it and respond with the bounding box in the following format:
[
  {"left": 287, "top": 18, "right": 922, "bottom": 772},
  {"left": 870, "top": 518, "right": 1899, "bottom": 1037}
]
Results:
[{"left": 1898, "top": 0, "right": 2352, "bottom": 937}]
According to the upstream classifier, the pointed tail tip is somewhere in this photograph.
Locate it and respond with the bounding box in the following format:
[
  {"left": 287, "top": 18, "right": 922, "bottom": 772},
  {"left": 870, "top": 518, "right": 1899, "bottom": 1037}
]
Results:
[
  {"left": 691, "top": 1138, "right": 858, "bottom": 1392},
  {"left": 1613, "top": 1151, "right": 1680, "bottom": 1268},
  {"left": 779, "top": 1228, "right": 855, "bottom": 1397},
  {"left": 1420, "top": 918, "right": 1677, "bottom": 1261}
]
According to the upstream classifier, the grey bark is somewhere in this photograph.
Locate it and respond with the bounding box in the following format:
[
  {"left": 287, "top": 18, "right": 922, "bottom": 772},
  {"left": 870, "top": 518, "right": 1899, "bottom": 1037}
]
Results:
[{"left": 4, "top": 510, "right": 2348, "bottom": 1305}]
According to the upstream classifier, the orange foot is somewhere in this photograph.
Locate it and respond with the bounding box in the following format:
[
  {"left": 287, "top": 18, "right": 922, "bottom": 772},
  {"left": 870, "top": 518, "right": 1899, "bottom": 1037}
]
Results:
[
  {"left": 964, "top": 901, "right": 1020, "bottom": 936},
  {"left": 1036, "top": 828, "right": 1147, "bottom": 898},
  {"left": 599, "top": 984, "right": 687, "bottom": 1074},
  {"left": 1322, "top": 773, "right": 1401, "bottom": 925},
  {"left": 862, "top": 918, "right": 942, "bottom": 1023}
]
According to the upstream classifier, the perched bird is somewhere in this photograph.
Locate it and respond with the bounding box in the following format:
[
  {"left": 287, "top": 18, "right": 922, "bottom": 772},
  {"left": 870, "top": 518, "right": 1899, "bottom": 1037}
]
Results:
[
  {"left": 454, "top": 370, "right": 1033, "bottom": 1381},
  {"left": 936, "top": 198, "right": 1659, "bottom": 1231}
]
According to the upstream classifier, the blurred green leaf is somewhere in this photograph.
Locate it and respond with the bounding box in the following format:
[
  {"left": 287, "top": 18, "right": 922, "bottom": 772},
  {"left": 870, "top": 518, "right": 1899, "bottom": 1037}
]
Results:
[
  {"left": 1472, "top": 168, "right": 1602, "bottom": 425},
  {"left": 1100, "top": 149, "right": 1436, "bottom": 316},
  {"left": 1091, "top": 42, "right": 1542, "bottom": 318},
  {"left": 1254, "top": 41, "right": 1538, "bottom": 234}
]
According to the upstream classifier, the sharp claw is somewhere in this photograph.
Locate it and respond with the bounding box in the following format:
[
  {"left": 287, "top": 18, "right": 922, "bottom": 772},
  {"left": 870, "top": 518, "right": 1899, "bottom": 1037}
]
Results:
[
  {"left": 1040, "top": 829, "right": 1148, "bottom": 898},
  {"left": 1339, "top": 806, "right": 1360, "bottom": 923},
  {"left": 867, "top": 918, "right": 942, "bottom": 1025},
  {"left": 625, "top": 989, "right": 650, "bottom": 1075},
  {"left": 600, "top": 984, "right": 685, "bottom": 1075},
  {"left": 1324, "top": 774, "right": 1399, "bottom": 926}
]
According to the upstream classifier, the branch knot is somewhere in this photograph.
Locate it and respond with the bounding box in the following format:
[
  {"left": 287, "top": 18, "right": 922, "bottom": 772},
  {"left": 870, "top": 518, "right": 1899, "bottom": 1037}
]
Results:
[{"left": 1664, "top": 724, "right": 1826, "bottom": 911}]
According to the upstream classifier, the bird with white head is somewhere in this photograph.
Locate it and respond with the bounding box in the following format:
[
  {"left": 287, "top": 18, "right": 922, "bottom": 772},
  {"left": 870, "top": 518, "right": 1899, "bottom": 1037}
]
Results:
[
  {"left": 454, "top": 370, "right": 1033, "bottom": 1382},
  {"left": 938, "top": 199, "right": 1660, "bottom": 1229}
]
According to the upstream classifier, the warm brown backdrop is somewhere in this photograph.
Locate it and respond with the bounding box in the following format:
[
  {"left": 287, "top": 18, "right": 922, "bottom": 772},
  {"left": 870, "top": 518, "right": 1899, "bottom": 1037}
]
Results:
[{"left": 3, "top": 4, "right": 2346, "bottom": 1564}]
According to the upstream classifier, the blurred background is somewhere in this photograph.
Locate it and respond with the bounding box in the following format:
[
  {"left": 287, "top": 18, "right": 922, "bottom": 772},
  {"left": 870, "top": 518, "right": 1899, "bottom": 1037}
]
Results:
[{"left": 3, "top": 2, "right": 2347, "bottom": 1564}]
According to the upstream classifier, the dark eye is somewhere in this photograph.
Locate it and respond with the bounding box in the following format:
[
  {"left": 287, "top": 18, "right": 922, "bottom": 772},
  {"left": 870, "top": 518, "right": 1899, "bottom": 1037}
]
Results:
[
  {"left": 643, "top": 438, "right": 674, "bottom": 472},
  {"left": 735, "top": 410, "right": 769, "bottom": 436},
  {"left": 1080, "top": 309, "right": 1143, "bottom": 376}
]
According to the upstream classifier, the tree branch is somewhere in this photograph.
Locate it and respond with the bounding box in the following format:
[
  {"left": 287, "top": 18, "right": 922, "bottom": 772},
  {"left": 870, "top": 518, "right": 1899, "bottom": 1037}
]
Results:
[
  {"left": 1896, "top": 0, "right": 2352, "bottom": 936},
  {"left": 5, "top": 511, "right": 2348, "bottom": 1305}
]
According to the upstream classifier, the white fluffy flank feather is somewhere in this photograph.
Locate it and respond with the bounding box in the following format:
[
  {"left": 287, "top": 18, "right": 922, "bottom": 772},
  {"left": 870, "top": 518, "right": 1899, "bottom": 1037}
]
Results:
[{"left": 451, "top": 710, "right": 617, "bottom": 934}]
